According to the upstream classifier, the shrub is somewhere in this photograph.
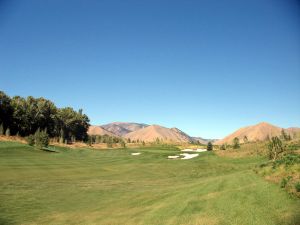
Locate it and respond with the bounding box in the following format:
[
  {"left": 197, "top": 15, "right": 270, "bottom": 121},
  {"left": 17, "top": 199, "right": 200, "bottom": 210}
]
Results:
[
  {"left": 273, "top": 154, "right": 300, "bottom": 168},
  {"left": 26, "top": 135, "right": 35, "bottom": 146},
  {"left": 34, "top": 129, "right": 49, "bottom": 149},
  {"left": 233, "top": 137, "right": 240, "bottom": 149},
  {"left": 121, "top": 141, "right": 126, "bottom": 148},
  {"left": 220, "top": 144, "right": 226, "bottom": 150},
  {"left": 207, "top": 142, "right": 213, "bottom": 151},
  {"left": 268, "top": 136, "right": 285, "bottom": 161},
  {"left": 295, "top": 182, "right": 300, "bottom": 192},
  {"left": 280, "top": 178, "right": 288, "bottom": 188}
]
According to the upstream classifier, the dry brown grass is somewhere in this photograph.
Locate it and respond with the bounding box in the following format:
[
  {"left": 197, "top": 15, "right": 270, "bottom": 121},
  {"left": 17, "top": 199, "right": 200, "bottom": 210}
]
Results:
[
  {"left": 0, "top": 135, "right": 26, "bottom": 143},
  {"left": 215, "top": 142, "right": 267, "bottom": 158}
]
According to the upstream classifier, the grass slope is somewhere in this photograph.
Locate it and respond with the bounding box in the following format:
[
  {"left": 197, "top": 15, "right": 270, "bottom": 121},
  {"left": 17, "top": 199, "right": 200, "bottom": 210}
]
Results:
[{"left": 0, "top": 142, "right": 299, "bottom": 225}]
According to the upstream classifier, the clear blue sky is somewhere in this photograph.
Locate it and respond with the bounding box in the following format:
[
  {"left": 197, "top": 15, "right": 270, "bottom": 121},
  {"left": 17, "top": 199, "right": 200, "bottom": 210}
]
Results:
[{"left": 0, "top": 0, "right": 299, "bottom": 138}]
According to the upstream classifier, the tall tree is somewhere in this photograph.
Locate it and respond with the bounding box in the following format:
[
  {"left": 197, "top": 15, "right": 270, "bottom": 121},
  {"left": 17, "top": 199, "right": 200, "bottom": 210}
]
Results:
[
  {"left": 268, "top": 136, "right": 285, "bottom": 160},
  {"left": 207, "top": 142, "right": 213, "bottom": 151},
  {"left": 56, "top": 107, "right": 89, "bottom": 141},
  {"left": 233, "top": 137, "right": 240, "bottom": 149},
  {"left": 0, "top": 91, "right": 13, "bottom": 133}
]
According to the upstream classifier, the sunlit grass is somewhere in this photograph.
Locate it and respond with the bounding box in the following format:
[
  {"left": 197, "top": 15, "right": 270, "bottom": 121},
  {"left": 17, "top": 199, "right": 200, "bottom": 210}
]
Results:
[{"left": 0, "top": 142, "right": 299, "bottom": 225}]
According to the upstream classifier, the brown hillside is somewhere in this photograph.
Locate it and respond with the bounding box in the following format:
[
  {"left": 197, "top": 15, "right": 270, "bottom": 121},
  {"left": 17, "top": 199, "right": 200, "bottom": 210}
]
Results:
[
  {"left": 87, "top": 126, "right": 119, "bottom": 137},
  {"left": 124, "top": 125, "right": 193, "bottom": 143},
  {"left": 101, "top": 122, "right": 148, "bottom": 136},
  {"left": 215, "top": 122, "right": 282, "bottom": 145}
]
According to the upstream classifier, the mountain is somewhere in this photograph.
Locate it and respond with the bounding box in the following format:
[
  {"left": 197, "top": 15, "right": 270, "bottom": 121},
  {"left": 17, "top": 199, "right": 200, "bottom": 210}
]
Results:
[
  {"left": 124, "top": 125, "right": 193, "bottom": 143},
  {"left": 192, "top": 137, "right": 218, "bottom": 145},
  {"left": 215, "top": 122, "right": 295, "bottom": 145},
  {"left": 101, "top": 122, "right": 148, "bottom": 137},
  {"left": 87, "top": 125, "right": 119, "bottom": 137}
]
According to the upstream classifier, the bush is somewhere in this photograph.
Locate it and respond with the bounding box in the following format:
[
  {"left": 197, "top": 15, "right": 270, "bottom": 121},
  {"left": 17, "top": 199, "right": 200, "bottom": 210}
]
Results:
[
  {"left": 34, "top": 129, "right": 49, "bottom": 149},
  {"left": 268, "top": 136, "right": 285, "bottom": 161},
  {"left": 280, "top": 178, "right": 288, "bottom": 188},
  {"left": 207, "top": 142, "right": 213, "bottom": 151},
  {"left": 295, "top": 182, "right": 300, "bottom": 192},
  {"left": 26, "top": 135, "right": 35, "bottom": 146},
  {"left": 120, "top": 141, "right": 126, "bottom": 148},
  {"left": 233, "top": 137, "right": 240, "bottom": 149},
  {"left": 273, "top": 154, "right": 300, "bottom": 168},
  {"left": 220, "top": 144, "right": 226, "bottom": 150}
]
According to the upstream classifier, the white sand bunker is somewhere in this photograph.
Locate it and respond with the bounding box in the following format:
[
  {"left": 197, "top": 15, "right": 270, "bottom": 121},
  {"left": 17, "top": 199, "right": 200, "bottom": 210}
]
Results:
[
  {"left": 168, "top": 153, "right": 199, "bottom": 160},
  {"left": 180, "top": 153, "right": 199, "bottom": 159},
  {"left": 181, "top": 148, "right": 207, "bottom": 153},
  {"left": 131, "top": 152, "right": 141, "bottom": 156}
]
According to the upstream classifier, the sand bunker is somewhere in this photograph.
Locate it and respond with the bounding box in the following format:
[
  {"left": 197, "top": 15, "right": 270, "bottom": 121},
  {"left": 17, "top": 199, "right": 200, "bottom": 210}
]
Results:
[
  {"left": 131, "top": 152, "right": 141, "bottom": 156},
  {"left": 181, "top": 148, "right": 207, "bottom": 153},
  {"left": 168, "top": 153, "right": 199, "bottom": 160},
  {"left": 180, "top": 153, "right": 199, "bottom": 159}
]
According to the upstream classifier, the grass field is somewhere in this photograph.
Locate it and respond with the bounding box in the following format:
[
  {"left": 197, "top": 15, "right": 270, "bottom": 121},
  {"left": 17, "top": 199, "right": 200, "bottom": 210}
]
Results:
[{"left": 0, "top": 142, "right": 299, "bottom": 225}]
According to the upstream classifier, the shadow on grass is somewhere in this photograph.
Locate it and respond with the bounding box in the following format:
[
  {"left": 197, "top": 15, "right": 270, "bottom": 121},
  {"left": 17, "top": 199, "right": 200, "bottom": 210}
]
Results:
[{"left": 41, "top": 147, "right": 59, "bottom": 153}]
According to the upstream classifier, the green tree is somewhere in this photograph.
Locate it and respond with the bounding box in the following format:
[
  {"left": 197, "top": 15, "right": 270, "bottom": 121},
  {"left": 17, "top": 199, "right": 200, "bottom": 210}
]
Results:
[
  {"left": 0, "top": 90, "right": 90, "bottom": 142},
  {"left": 207, "top": 142, "right": 213, "bottom": 151},
  {"left": 95, "top": 135, "right": 101, "bottom": 144},
  {"left": 26, "top": 135, "right": 35, "bottom": 146},
  {"left": 233, "top": 137, "right": 240, "bottom": 149},
  {"left": 59, "top": 129, "right": 64, "bottom": 144},
  {"left": 56, "top": 107, "right": 90, "bottom": 142},
  {"left": 107, "top": 140, "right": 113, "bottom": 148},
  {"left": 34, "top": 129, "right": 49, "bottom": 150},
  {"left": 87, "top": 136, "right": 93, "bottom": 146},
  {"left": 268, "top": 136, "right": 285, "bottom": 161},
  {"left": 281, "top": 129, "right": 291, "bottom": 141},
  {"left": 0, "top": 91, "right": 13, "bottom": 134},
  {"left": 120, "top": 140, "right": 126, "bottom": 148}
]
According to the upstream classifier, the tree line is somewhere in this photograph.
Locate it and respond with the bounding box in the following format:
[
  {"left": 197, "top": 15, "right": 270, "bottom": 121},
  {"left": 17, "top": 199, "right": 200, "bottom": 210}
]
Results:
[{"left": 0, "top": 90, "right": 90, "bottom": 142}]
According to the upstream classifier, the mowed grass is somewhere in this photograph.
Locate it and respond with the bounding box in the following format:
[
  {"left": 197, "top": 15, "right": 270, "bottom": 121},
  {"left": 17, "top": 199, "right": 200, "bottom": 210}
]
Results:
[{"left": 0, "top": 142, "right": 299, "bottom": 225}]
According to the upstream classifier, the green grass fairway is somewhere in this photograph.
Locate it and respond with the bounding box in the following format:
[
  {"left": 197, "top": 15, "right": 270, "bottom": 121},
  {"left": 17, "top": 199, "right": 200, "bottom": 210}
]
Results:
[{"left": 0, "top": 142, "right": 299, "bottom": 225}]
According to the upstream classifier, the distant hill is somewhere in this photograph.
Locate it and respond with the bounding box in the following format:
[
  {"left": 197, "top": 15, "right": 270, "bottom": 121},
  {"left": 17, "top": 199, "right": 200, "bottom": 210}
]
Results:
[
  {"left": 87, "top": 125, "right": 119, "bottom": 137},
  {"left": 101, "top": 122, "right": 148, "bottom": 136},
  {"left": 286, "top": 127, "right": 300, "bottom": 138},
  {"left": 215, "top": 122, "right": 299, "bottom": 145},
  {"left": 192, "top": 137, "right": 218, "bottom": 145},
  {"left": 124, "top": 125, "right": 193, "bottom": 143}
]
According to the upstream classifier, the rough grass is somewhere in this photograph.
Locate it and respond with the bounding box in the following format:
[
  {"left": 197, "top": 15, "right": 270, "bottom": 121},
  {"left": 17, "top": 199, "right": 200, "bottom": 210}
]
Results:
[
  {"left": 215, "top": 142, "right": 268, "bottom": 158},
  {"left": 0, "top": 142, "right": 299, "bottom": 225},
  {"left": 255, "top": 154, "right": 300, "bottom": 197}
]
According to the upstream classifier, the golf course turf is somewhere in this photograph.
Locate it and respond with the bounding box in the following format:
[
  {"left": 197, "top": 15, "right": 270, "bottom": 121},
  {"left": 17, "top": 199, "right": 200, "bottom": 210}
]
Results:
[{"left": 0, "top": 142, "right": 299, "bottom": 225}]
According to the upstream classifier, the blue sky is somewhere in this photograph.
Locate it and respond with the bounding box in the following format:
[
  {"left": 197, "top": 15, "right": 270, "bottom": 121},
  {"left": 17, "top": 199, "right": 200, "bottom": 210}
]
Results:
[{"left": 0, "top": 0, "right": 299, "bottom": 138}]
